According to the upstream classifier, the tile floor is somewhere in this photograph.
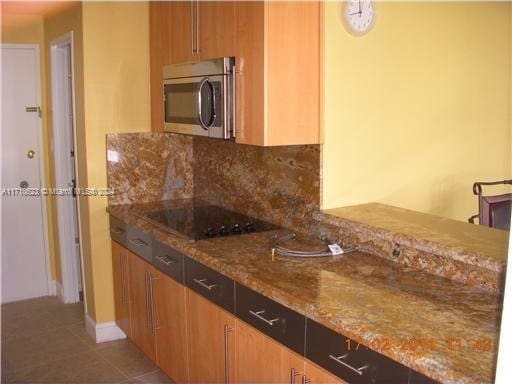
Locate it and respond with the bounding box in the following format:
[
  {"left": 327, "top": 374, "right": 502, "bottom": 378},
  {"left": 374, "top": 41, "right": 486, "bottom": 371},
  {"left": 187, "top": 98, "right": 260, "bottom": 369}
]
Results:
[{"left": 1, "top": 296, "right": 173, "bottom": 383}]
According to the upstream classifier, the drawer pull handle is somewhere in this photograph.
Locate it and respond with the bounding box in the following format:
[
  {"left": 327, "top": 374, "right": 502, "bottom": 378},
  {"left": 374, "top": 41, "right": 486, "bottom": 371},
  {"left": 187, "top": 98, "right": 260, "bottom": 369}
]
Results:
[
  {"left": 193, "top": 278, "right": 217, "bottom": 291},
  {"left": 249, "top": 310, "right": 280, "bottom": 326},
  {"left": 328, "top": 354, "right": 369, "bottom": 376},
  {"left": 156, "top": 255, "right": 176, "bottom": 265},
  {"left": 111, "top": 226, "right": 124, "bottom": 235},
  {"left": 129, "top": 238, "right": 148, "bottom": 247}
]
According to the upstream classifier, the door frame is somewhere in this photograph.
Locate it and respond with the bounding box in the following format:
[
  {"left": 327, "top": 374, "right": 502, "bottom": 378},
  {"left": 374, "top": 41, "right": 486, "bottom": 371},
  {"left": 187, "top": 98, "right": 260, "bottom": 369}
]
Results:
[
  {"left": 1, "top": 44, "right": 53, "bottom": 298},
  {"left": 49, "top": 32, "right": 83, "bottom": 303}
]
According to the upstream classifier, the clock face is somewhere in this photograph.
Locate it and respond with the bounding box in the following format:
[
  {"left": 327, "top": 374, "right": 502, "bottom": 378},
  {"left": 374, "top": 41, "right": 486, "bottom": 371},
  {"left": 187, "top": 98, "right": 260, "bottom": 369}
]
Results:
[{"left": 343, "top": 0, "right": 375, "bottom": 35}]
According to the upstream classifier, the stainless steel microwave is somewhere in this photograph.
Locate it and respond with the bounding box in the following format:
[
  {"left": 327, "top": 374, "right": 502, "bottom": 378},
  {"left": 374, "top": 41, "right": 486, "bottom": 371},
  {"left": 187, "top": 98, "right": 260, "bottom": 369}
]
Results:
[{"left": 163, "top": 57, "right": 235, "bottom": 139}]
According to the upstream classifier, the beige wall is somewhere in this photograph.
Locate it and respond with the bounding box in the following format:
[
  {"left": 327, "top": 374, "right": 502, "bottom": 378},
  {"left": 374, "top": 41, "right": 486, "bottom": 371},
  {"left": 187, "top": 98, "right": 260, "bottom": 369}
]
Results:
[
  {"left": 322, "top": 1, "right": 512, "bottom": 222},
  {"left": 81, "top": 1, "right": 150, "bottom": 323},
  {"left": 1, "top": 13, "right": 60, "bottom": 281}
]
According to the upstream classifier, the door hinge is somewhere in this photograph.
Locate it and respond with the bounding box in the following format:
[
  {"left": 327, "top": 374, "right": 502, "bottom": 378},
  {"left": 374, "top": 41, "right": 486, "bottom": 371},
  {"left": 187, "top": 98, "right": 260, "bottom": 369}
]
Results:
[{"left": 75, "top": 237, "right": 80, "bottom": 244}]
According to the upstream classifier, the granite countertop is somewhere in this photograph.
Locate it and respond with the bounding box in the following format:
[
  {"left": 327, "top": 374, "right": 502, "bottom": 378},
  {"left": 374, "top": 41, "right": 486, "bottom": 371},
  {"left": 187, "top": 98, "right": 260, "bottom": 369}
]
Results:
[
  {"left": 320, "top": 203, "right": 508, "bottom": 273},
  {"left": 108, "top": 200, "right": 502, "bottom": 384}
]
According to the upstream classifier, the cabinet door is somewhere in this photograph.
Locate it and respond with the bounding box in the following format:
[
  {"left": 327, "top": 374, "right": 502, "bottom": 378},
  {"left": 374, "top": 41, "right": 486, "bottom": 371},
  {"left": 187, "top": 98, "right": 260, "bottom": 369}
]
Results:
[
  {"left": 186, "top": 289, "right": 236, "bottom": 383},
  {"left": 198, "top": 1, "right": 235, "bottom": 60},
  {"left": 150, "top": 1, "right": 172, "bottom": 131},
  {"left": 170, "top": 1, "right": 200, "bottom": 63},
  {"left": 304, "top": 360, "right": 346, "bottom": 384},
  {"left": 236, "top": 320, "right": 304, "bottom": 384},
  {"left": 128, "top": 251, "right": 156, "bottom": 362},
  {"left": 154, "top": 269, "right": 189, "bottom": 384},
  {"left": 111, "top": 242, "right": 131, "bottom": 337}
]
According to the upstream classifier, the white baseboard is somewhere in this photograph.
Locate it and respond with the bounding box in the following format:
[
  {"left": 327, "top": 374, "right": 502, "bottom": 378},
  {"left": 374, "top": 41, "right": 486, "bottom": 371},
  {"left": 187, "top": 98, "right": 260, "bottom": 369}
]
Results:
[
  {"left": 85, "top": 313, "right": 126, "bottom": 343},
  {"left": 47, "top": 280, "right": 56, "bottom": 296},
  {"left": 56, "top": 281, "right": 64, "bottom": 302}
]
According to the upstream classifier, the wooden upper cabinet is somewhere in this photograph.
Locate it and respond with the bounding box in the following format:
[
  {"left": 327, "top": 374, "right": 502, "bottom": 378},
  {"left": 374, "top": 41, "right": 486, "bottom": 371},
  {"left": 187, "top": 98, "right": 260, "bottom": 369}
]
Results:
[
  {"left": 149, "top": 2, "right": 172, "bottom": 131},
  {"left": 235, "top": 1, "right": 322, "bottom": 146},
  {"left": 198, "top": 1, "right": 235, "bottom": 60},
  {"left": 170, "top": 1, "right": 200, "bottom": 63}
]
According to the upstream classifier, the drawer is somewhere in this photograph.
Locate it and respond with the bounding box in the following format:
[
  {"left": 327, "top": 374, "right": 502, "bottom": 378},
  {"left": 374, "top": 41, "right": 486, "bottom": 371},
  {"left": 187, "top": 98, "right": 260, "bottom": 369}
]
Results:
[
  {"left": 305, "top": 318, "right": 409, "bottom": 384},
  {"left": 126, "top": 225, "right": 153, "bottom": 263},
  {"left": 152, "top": 239, "right": 185, "bottom": 284},
  {"left": 109, "top": 215, "right": 127, "bottom": 246},
  {"left": 410, "top": 370, "right": 441, "bottom": 384},
  {"left": 236, "top": 283, "right": 305, "bottom": 356},
  {"left": 185, "top": 258, "right": 234, "bottom": 313}
]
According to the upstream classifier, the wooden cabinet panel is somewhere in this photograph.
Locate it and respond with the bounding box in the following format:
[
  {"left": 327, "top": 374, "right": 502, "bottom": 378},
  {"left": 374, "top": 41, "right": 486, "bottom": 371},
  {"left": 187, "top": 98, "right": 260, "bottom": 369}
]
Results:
[
  {"left": 234, "top": 1, "right": 321, "bottom": 146},
  {"left": 186, "top": 289, "right": 236, "bottom": 383},
  {"left": 234, "top": 1, "right": 265, "bottom": 145},
  {"left": 128, "top": 251, "right": 156, "bottom": 362},
  {"left": 198, "top": 1, "right": 235, "bottom": 60},
  {"left": 304, "top": 360, "right": 347, "bottom": 384},
  {"left": 154, "top": 268, "right": 189, "bottom": 384},
  {"left": 170, "top": 1, "right": 199, "bottom": 64},
  {"left": 149, "top": 2, "right": 172, "bottom": 131},
  {"left": 267, "top": 1, "right": 321, "bottom": 145},
  {"left": 111, "top": 241, "right": 131, "bottom": 337},
  {"left": 236, "top": 320, "right": 304, "bottom": 383}
]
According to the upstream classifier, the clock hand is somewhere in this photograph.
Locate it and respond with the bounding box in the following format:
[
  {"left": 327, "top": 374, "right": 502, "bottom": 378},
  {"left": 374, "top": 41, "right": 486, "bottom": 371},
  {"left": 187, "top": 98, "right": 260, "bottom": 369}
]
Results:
[
  {"left": 349, "top": 11, "right": 362, "bottom": 16},
  {"left": 358, "top": 0, "right": 362, "bottom": 14}
]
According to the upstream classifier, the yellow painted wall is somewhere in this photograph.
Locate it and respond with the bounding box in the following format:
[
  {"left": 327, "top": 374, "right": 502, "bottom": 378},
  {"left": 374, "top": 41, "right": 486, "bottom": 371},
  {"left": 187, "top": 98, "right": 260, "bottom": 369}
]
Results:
[
  {"left": 81, "top": 1, "right": 150, "bottom": 323},
  {"left": 0, "top": 13, "right": 60, "bottom": 281},
  {"left": 322, "top": 1, "right": 512, "bottom": 222}
]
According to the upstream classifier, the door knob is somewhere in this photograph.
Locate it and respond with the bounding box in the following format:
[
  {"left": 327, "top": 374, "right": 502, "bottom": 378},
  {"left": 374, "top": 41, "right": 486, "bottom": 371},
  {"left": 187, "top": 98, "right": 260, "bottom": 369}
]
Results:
[
  {"left": 20, "top": 180, "right": 29, "bottom": 188},
  {"left": 27, "top": 150, "right": 35, "bottom": 159}
]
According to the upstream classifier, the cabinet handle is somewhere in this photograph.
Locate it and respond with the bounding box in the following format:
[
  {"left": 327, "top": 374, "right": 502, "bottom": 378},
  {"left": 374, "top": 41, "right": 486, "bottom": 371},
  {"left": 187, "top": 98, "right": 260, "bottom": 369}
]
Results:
[
  {"left": 301, "top": 376, "right": 311, "bottom": 384},
  {"left": 232, "top": 65, "right": 236, "bottom": 137},
  {"left": 148, "top": 272, "right": 159, "bottom": 333},
  {"left": 129, "top": 238, "right": 148, "bottom": 247},
  {"left": 290, "top": 368, "right": 300, "bottom": 384},
  {"left": 249, "top": 310, "right": 280, "bottom": 326},
  {"left": 144, "top": 271, "right": 151, "bottom": 330},
  {"left": 120, "top": 253, "right": 128, "bottom": 306},
  {"left": 224, "top": 324, "right": 233, "bottom": 384},
  {"left": 328, "top": 354, "right": 369, "bottom": 376},
  {"left": 111, "top": 226, "right": 124, "bottom": 235},
  {"left": 193, "top": 278, "right": 217, "bottom": 291},
  {"left": 156, "top": 255, "right": 176, "bottom": 265},
  {"left": 195, "top": 0, "right": 200, "bottom": 53},
  {"left": 190, "top": 0, "right": 195, "bottom": 54}
]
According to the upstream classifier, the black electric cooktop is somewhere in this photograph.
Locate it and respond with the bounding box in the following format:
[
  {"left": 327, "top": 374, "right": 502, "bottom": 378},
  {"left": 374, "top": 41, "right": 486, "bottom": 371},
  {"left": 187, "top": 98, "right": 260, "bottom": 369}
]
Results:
[{"left": 140, "top": 203, "right": 280, "bottom": 242}]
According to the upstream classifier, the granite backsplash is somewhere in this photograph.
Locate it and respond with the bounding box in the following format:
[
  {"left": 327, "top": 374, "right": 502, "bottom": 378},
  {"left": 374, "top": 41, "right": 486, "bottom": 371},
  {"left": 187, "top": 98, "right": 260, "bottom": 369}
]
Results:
[{"left": 106, "top": 132, "right": 506, "bottom": 293}]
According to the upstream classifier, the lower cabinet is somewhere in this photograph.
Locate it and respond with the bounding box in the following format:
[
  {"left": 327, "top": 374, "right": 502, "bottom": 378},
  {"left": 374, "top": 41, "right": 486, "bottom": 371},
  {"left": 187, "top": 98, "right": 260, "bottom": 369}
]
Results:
[
  {"left": 111, "top": 241, "right": 131, "bottom": 337},
  {"left": 128, "top": 250, "right": 157, "bottom": 362},
  {"left": 235, "top": 320, "right": 303, "bottom": 383},
  {"left": 304, "top": 361, "right": 346, "bottom": 384},
  {"left": 235, "top": 320, "right": 344, "bottom": 384},
  {"left": 153, "top": 267, "right": 189, "bottom": 383},
  {"left": 186, "top": 289, "right": 237, "bottom": 383}
]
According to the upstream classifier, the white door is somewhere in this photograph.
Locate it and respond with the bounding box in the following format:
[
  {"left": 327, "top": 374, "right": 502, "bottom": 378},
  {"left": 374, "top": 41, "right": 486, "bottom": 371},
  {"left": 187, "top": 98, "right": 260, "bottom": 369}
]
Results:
[
  {"left": 52, "top": 36, "right": 82, "bottom": 302},
  {"left": 1, "top": 45, "right": 49, "bottom": 303}
]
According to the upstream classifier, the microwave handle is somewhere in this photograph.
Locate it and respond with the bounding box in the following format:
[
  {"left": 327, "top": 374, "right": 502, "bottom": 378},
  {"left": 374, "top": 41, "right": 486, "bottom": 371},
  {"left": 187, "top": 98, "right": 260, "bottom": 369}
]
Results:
[{"left": 198, "top": 77, "right": 216, "bottom": 130}]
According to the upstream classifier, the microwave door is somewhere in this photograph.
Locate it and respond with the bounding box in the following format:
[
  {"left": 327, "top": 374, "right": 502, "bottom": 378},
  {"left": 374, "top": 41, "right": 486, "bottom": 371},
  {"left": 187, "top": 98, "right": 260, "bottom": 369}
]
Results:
[{"left": 164, "top": 77, "right": 207, "bottom": 137}]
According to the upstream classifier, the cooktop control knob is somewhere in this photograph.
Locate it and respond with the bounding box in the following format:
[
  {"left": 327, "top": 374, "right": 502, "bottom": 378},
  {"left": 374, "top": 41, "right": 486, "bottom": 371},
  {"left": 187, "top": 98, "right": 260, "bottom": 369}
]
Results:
[
  {"left": 245, "top": 221, "right": 255, "bottom": 233},
  {"left": 205, "top": 227, "right": 217, "bottom": 237},
  {"left": 232, "top": 224, "right": 242, "bottom": 234},
  {"left": 218, "top": 225, "right": 229, "bottom": 236}
]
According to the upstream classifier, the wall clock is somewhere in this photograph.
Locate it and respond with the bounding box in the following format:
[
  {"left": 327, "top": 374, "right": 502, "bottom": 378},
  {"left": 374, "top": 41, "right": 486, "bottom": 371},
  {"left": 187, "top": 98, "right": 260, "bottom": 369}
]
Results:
[{"left": 342, "top": 0, "right": 375, "bottom": 36}]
